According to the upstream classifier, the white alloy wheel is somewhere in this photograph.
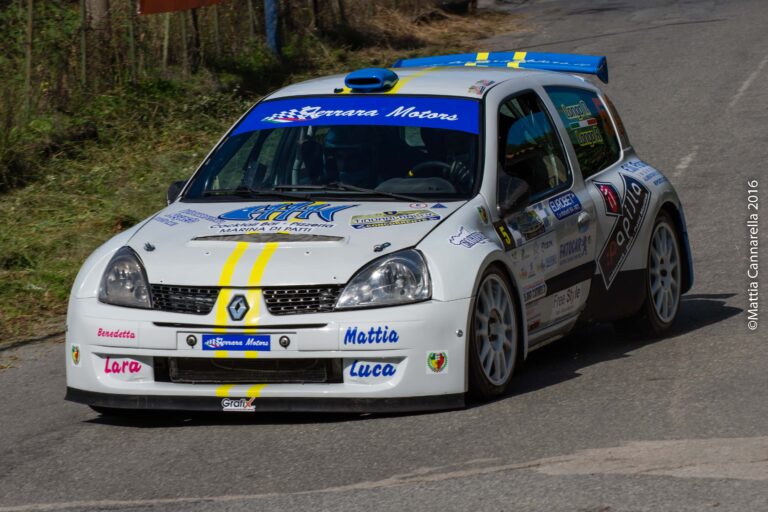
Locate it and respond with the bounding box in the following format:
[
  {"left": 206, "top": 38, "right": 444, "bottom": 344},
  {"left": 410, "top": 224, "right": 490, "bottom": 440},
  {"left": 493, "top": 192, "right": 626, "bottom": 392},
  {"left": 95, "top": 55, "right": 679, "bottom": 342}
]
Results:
[
  {"left": 649, "top": 220, "right": 681, "bottom": 323},
  {"left": 473, "top": 274, "right": 517, "bottom": 387}
]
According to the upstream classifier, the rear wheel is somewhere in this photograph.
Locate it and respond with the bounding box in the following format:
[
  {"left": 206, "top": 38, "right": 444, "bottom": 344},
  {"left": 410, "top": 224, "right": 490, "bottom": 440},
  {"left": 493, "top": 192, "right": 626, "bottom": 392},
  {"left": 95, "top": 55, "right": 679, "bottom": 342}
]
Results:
[
  {"left": 468, "top": 268, "right": 520, "bottom": 399},
  {"left": 616, "top": 210, "right": 682, "bottom": 337}
]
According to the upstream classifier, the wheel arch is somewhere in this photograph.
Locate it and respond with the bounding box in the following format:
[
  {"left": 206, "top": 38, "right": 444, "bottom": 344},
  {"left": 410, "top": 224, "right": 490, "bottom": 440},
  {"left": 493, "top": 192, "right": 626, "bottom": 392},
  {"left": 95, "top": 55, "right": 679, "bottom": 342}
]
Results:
[
  {"left": 659, "top": 201, "right": 694, "bottom": 294},
  {"left": 468, "top": 255, "right": 529, "bottom": 361}
]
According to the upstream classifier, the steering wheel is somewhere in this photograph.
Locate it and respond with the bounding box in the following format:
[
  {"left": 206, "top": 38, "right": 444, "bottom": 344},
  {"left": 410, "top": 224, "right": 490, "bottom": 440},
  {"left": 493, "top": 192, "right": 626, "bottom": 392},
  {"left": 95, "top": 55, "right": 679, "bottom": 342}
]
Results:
[{"left": 410, "top": 160, "right": 452, "bottom": 176}]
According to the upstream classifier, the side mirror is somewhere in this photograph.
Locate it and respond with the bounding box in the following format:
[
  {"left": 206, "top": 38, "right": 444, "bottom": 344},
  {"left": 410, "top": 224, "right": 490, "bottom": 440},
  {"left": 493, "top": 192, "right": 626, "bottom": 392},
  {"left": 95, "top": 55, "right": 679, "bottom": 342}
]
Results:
[
  {"left": 497, "top": 176, "right": 530, "bottom": 218},
  {"left": 167, "top": 180, "right": 186, "bottom": 205}
]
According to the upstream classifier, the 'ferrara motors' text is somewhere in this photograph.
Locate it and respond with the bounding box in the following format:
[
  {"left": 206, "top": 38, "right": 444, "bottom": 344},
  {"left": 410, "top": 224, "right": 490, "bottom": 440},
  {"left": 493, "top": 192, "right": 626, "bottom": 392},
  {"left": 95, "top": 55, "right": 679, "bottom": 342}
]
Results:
[{"left": 747, "top": 180, "right": 759, "bottom": 330}]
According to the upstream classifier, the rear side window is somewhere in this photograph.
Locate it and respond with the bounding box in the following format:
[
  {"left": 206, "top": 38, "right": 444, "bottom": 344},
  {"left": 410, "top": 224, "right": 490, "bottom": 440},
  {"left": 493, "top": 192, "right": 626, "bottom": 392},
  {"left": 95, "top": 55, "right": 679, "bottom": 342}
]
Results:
[{"left": 545, "top": 86, "right": 621, "bottom": 179}]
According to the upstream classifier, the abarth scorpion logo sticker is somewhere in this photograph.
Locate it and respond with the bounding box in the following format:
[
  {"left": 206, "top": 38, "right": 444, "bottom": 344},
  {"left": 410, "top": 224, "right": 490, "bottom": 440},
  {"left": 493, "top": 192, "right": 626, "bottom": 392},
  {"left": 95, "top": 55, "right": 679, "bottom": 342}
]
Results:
[
  {"left": 227, "top": 295, "right": 250, "bottom": 321},
  {"left": 597, "top": 175, "right": 651, "bottom": 289}
]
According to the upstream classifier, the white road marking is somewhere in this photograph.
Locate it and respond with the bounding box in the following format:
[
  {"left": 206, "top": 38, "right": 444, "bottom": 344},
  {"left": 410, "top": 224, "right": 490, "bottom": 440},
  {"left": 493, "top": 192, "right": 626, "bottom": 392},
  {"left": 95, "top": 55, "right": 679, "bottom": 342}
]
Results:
[
  {"left": 673, "top": 146, "right": 699, "bottom": 177},
  {"left": 2, "top": 437, "right": 767, "bottom": 511},
  {"left": 728, "top": 53, "right": 768, "bottom": 109}
]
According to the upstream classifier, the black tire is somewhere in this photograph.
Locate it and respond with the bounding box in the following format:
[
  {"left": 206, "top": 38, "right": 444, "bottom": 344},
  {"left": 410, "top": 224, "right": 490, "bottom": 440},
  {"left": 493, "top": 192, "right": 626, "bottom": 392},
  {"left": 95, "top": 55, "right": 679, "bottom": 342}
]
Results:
[
  {"left": 468, "top": 267, "right": 521, "bottom": 400},
  {"left": 615, "top": 210, "right": 682, "bottom": 338}
]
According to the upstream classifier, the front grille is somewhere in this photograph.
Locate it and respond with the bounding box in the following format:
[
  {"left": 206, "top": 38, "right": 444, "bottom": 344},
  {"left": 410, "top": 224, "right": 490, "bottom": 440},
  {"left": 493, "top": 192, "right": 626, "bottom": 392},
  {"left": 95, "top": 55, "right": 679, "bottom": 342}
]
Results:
[
  {"left": 151, "top": 284, "right": 219, "bottom": 315},
  {"left": 164, "top": 357, "right": 343, "bottom": 384},
  {"left": 263, "top": 286, "right": 342, "bottom": 315}
]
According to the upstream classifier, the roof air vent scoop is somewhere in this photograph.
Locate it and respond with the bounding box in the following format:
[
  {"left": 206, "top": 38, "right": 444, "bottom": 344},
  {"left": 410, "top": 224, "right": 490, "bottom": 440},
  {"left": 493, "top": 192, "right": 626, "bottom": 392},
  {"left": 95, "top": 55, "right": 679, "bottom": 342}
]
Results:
[{"left": 344, "top": 68, "right": 399, "bottom": 92}]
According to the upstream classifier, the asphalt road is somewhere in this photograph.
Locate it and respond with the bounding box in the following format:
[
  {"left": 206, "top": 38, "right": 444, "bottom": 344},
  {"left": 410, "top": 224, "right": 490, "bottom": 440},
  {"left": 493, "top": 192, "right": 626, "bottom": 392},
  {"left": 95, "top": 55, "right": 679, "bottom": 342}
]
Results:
[{"left": 2, "top": 1, "right": 767, "bottom": 510}]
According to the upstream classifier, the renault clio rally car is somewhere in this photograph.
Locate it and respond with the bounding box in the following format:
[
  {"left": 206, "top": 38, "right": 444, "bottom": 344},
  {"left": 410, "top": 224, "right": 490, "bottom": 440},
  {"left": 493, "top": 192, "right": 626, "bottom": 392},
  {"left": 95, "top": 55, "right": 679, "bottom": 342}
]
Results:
[{"left": 65, "top": 51, "right": 693, "bottom": 414}]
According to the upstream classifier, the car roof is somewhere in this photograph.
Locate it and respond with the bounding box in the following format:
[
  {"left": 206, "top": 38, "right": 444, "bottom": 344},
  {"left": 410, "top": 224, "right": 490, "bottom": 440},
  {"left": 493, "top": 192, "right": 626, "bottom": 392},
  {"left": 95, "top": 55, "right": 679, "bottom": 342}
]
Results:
[{"left": 267, "top": 67, "right": 591, "bottom": 100}]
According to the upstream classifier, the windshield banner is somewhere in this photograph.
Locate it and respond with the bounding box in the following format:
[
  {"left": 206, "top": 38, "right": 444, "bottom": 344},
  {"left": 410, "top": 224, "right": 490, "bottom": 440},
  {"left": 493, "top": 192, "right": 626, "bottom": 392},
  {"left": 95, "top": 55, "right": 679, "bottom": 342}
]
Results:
[{"left": 233, "top": 96, "right": 480, "bottom": 135}]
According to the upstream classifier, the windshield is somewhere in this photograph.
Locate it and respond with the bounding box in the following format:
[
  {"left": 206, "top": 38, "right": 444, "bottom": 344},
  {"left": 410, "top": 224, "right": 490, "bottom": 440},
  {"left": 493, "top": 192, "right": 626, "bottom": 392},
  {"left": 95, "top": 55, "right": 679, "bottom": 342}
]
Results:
[{"left": 183, "top": 96, "right": 481, "bottom": 201}]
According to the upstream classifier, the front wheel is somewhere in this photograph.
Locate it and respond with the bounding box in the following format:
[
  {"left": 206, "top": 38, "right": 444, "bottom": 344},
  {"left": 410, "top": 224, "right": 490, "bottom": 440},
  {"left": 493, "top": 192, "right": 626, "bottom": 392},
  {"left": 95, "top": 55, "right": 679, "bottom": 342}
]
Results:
[
  {"left": 616, "top": 210, "right": 682, "bottom": 337},
  {"left": 468, "top": 268, "right": 520, "bottom": 400}
]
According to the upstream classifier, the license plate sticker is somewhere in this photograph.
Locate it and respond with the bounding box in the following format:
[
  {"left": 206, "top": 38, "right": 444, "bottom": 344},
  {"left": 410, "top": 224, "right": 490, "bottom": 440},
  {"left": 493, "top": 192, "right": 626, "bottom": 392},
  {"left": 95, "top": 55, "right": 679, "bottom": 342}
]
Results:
[{"left": 201, "top": 334, "right": 271, "bottom": 351}]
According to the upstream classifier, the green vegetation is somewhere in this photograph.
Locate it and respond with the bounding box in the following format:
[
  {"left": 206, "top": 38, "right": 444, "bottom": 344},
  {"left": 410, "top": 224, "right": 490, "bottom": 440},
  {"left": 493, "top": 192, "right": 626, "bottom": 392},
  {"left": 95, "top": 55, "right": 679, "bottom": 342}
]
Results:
[{"left": 0, "top": 0, "right": 520, "bottom": 342}]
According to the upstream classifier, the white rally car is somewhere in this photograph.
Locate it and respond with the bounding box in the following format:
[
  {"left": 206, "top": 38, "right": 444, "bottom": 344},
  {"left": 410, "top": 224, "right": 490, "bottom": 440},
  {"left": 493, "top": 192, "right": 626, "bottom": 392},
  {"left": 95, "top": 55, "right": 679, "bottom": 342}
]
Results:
[{"left": 66, "top": 52, "right": 693, "bottom": 413}]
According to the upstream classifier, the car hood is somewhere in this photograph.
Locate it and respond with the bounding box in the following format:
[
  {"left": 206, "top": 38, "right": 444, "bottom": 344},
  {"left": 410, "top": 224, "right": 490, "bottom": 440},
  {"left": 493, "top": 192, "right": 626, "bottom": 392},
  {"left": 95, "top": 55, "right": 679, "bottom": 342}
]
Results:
[{"left": 128, "top": 200, "right": 461, "bottom": 287}]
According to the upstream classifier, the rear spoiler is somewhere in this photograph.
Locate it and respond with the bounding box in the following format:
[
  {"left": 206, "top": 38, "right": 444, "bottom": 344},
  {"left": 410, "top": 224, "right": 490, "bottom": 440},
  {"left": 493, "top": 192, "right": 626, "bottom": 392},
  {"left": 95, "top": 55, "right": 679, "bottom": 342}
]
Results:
[{"left": 392, "top": 51, "right": 609, "bottom": 83}]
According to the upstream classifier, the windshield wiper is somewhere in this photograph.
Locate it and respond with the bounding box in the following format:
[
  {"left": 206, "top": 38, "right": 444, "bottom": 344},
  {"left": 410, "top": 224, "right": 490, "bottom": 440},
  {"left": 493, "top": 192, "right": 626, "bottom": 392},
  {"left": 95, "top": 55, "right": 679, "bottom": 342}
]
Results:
[
  {"left": 274, "top": 182, "right": 422, "bottom": 202},
  {"left": 202, "top": 186, "right": 311, "bottom": 201}
]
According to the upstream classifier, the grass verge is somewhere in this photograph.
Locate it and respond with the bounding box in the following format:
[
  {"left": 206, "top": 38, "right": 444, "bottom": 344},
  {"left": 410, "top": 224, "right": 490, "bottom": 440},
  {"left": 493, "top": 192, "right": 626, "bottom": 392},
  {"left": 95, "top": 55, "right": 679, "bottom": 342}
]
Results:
[{"left": 0, "top": 9, "right": 524, "bottom": 345}]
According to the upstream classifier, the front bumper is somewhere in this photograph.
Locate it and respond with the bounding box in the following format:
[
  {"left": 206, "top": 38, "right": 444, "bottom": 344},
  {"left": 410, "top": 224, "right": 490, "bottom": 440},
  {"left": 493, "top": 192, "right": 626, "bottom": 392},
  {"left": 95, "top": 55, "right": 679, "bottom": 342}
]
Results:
[
  {"left": 65, "top": 297, "right": 471, "bottom": 412},
  {"left": 65, "top": 387, "right": 464, "bottom": 413}
]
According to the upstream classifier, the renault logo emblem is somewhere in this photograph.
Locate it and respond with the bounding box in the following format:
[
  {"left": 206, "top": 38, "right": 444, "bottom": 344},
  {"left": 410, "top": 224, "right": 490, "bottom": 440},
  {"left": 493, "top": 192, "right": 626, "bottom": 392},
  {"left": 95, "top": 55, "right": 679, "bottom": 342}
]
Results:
[{"left": 227, "top": 295, "right": 250, "bottom": 321}]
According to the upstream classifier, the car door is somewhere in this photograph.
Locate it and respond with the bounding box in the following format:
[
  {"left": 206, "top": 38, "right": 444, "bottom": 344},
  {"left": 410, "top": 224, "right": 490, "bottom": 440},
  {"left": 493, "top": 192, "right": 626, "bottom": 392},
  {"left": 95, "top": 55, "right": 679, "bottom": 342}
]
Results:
[
  {"left": 494, "top": 90, "right": 597, "bottom": 337},
  {"left": 542, "top": 85, "right": 630, "bottom": 321}
]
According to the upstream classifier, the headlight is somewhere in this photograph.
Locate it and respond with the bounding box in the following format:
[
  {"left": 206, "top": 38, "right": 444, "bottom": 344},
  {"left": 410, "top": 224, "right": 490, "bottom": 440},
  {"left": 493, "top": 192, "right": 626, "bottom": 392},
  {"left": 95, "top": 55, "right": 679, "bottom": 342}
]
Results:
[
  {"left": 336, "top": 249, "right": 431, "bottom": 309},
  {"left": 98, "top": 247, "right": 152, "bottom": 309}
]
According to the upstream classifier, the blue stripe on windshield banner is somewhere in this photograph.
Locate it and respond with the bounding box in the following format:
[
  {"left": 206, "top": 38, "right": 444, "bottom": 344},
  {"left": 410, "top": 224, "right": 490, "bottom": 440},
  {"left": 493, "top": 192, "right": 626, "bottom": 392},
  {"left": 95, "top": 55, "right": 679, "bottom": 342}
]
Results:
[{"left": 233, "top": 96, "right": 480, "bottom": 135}]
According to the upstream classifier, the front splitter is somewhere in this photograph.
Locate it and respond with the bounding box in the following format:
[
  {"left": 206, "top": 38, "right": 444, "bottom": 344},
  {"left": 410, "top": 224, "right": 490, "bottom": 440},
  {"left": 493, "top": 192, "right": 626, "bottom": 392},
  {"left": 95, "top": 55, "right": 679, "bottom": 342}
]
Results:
[{"left": 65, "top": 387, "right": 465, "bottom": 414}]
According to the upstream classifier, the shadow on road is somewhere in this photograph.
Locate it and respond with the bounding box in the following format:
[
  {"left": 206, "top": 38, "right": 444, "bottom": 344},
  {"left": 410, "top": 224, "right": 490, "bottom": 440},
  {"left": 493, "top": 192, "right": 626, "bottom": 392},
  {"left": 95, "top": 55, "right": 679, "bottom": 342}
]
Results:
[
  {"left": 476, "top": 292, "right": 741, "bottom": 406},
  {"left": 88, "top": 293, "right": 740, "bottom": 427}
]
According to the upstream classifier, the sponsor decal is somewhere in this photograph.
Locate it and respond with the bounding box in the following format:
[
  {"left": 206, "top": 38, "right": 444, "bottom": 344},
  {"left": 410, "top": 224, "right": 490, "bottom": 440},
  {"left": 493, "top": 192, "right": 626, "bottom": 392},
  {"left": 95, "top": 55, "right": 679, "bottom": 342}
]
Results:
[
  {"left": 431, "top": 203, "right": 447, "bottom": 209},
  {"left": 202, "top": 334, "right": 271, "bottom": 351},
  {"left": 221, "top": 397, "right": 256, "bottom": 412},
  {"left": 97, "top": 328, "right": 136, "bottom": 340},
  {"left": 477, "top": 206, "right": 489, "bottom": 225},
  {"left": 344, "top": 326, "right": 399, "bottom": 345},
  {"left": 559, "top": 234, "right": 592, "bottom": 265},
  {"left": 103, "top": 357, "right": 142, "bottom": 375},
  {"left": 551, "top": 283, "right": 585, "bottom": 317},
  {"left": 620, "top": 159, "right": 667, "bottom": 185},
  {"left": 525, "top": 302, "right": 542, "bottom": 331},
  {"left": 597, "top": 174, "right": 651, "bottom": 289},
  {"left": 515, "top": 210, "right": 546, "bottom": 241},
  {"left": 449, "top": 226, "right": 489, "bottom": 248},
  {"left": 427, "top": 351, "right": 448, "bottom": 374},
  {"left": 574, "top": 126, "right": 604, "bottom": 147},
  {"left": 219, "top": 201, "right": 354, "bottom": 222},
  {"left": 233, "top": 97, "right": 480, "bottom": 135},
  {"left": 468, "top": 79, "right": 495, "bottom": 95},
  {"left": 212, "top": 220, "right": 334, "bottom": 235},
  {"left": 348, "top": 360, "right": 397, "bottom": 378},
  {"left": 548, "top": 191, "right": 582, "bottom": 220},
  {"left": 350, "top": 210, "right": 440, "bottom": 229},
  {"left": 540, "top": 233, "right": 558, "bottom": 269},
  {"left": 560, "top": 100, "right": 592, "bottom": 120},
  {"left": 493, "top": 220, "right": 515, "bottom": 250},
  {"left": 409, "top": 202, "right": 429, "bottom": 209},
  {"left": 71, "top": 345, "right": 80, "bottom": 366},
  {"left": 620, "top": 159, "right": 648, "bottom": 173},
  {"left": 179, "top": 209, "right": 225, "bottom": 224},
  {"left": 594, "top": 182, "right": 621, "bottom": 216},
  {"left": 523, "top": 281, "right": 547, "bottom": 303},
  {"left": 153, "top": 210, "right": 217, "bottom": 227}
]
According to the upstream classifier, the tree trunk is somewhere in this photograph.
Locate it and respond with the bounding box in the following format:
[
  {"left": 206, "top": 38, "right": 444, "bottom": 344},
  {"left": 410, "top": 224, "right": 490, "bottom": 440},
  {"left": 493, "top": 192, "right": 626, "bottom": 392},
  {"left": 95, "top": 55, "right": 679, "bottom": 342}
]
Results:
[
  {"left": 79, "top": 0, "right": 87, "bottom": 88},
  {"left": 23, "top": 0, "right": 33, "bottom": 119},
  {"left": 180, "top": 12, "right": 189, "bottom": 77},
  {"left": 307, "top": 0, "right": 319, "bottom": 32},
  {"left": 85, "top": 0, "right": 110, "bottom": 31},
  {"left": 212, "top": 3, "right": 221, "bottom": 58},
  {"left": 247, "top": 0, "right": 256, "bottom": 40},
  {"left": 190, "top": 8, "right": 201, "bottom": 73},
  {"left": 162, "top": 13, "right": 170, "bottom": 73},
  {"left": 336, "top": 0, "right": 346, "bottom": 25}
]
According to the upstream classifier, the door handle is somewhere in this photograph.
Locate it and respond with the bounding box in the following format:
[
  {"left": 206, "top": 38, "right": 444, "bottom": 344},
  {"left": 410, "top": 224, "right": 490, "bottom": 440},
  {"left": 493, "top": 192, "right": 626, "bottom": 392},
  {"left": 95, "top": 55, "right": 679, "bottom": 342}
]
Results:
[{"left": 577, "top": 211, "right": 591, "bottom": 228}]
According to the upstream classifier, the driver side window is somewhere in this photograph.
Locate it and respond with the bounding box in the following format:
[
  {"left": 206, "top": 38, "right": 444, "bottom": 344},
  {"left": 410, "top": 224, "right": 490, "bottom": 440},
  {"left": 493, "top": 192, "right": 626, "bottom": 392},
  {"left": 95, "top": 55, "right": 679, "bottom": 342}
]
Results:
[{"left": 498, "top": 91, "right": 570, "bottom": 200}]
